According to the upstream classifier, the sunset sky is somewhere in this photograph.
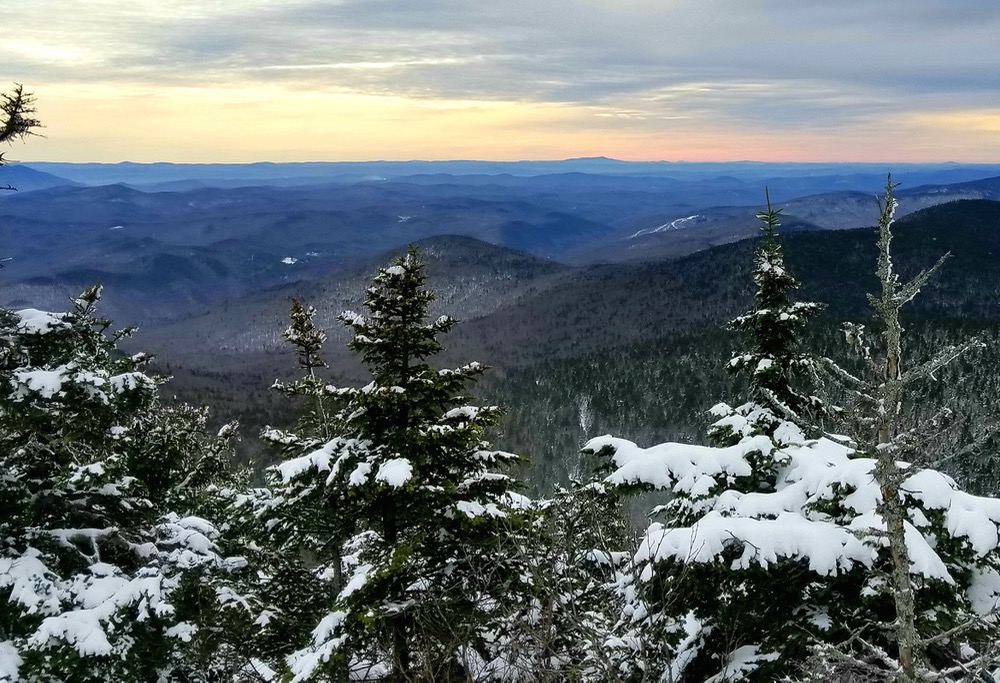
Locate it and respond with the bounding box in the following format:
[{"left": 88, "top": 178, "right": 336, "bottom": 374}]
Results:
[{"left": 5, "top": 0, "right": 1000, "bottom": 163}]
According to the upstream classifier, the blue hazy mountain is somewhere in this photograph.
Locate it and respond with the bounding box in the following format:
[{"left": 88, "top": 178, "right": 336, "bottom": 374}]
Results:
[
  {"left": 0, "top": 164, "right": 78, "bottom": 192},
  {"left": 3, "top": 163, "right": 999, "bottom": 328},
  {"left": 25, "top": 159, "right": 1000, "bottom": 190}
]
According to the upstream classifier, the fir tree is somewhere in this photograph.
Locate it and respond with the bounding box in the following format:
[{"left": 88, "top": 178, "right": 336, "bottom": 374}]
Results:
[
  {"left": 264, "top": 247, "right": 524, "bottom": 681},
  {"left": 243, "top": 298, "right": 354, "bottom": 674},
  {"left": 583, "top": 184, "right": 1000, "bottom": 682},
  {"left": 811, "top": 178, "right": 992, "bottom": 682},
  {"left": 1, "top": 83, "right": 41, "bottom": 196},
  {"left": 0, "top": 83, "right": 40, "bottom": 169},
  {"left": 280, "top": 297, "right": 333, "bottom": 439},
  {"left": 0, "top": 286, "right": 247, "bottom": 681},
  {"left": 713, "top": 190, "right": 826, "bottom": 445}
]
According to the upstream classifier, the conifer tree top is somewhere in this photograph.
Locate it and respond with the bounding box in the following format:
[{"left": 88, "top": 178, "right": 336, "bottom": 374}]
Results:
[
  {"left": 725, "top": 191, "right": 824, "bottom": 429},
  {"left": 341, "top": 246, "right": 456, "bottom": 384}
]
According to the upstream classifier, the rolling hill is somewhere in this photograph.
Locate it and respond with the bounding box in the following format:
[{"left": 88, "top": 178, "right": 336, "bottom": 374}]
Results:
[
  {"left": 5, "top": 171, "right": 1000, "bottom": 328},
  {"left": 6, "top": 163, "right": 1000, "bottom": 488},
  {"left": 114, "top": 200, "right": 1000, "bottom": 486}
]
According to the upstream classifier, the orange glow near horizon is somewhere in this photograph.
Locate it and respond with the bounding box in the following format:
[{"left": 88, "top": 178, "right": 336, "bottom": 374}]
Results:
[{"left": 17, "top": 83, "right": 1000, "bottom": 164}]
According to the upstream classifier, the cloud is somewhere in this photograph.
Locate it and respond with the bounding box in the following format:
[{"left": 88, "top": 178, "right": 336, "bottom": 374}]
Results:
[{"left": 4, "top": 0, "right": 999, "bottom": 161}]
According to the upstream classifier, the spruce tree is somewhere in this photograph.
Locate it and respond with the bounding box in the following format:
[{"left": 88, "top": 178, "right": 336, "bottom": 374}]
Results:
[
  {"left": 811, "top": 178, "right": 992, "bottom": 682},
  {"left": 243, "top": 298, "right": 353, "bottom": 675},
  {"left": 584, "top": 184, "right": 1000, "bottom": 682},
  {"left": 581, "top": 198, "right": 834, "bottom": 680},
  {"left": 1, "top": 83, "right": 40, "bottom": 170},
  {"left": 1, "top": 83, "right": 41, "bottom": 196},
  {"left": 266, "top": 247, "right": 523, "bottom": 681},
  {"left": 0, "top": 286, "right": 247, "bottom": 681},
  {"left": 713, "top": 190, "right": 826, "bottom": 445}
]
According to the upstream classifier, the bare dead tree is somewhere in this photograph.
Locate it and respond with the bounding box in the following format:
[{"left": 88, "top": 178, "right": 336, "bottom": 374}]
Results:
[{"left": 816, "top": 177, "right": 989, "bottom": 683}]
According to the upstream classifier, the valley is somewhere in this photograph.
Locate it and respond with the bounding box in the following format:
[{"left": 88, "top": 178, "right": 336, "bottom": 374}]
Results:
[{"left": 4, "top": 161, "right": 1000, "bottom": 489}]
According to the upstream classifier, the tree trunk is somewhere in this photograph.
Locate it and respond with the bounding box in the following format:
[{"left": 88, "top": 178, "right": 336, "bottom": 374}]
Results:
[
  {"left": 383, "top": 504, "right": 412, "bottom": 679},
  {"left": 880, "top": 467, "right": 919, "bottom": 682},
  {"left": 878, "top": 304, "right": 920, "bottom": 682}
]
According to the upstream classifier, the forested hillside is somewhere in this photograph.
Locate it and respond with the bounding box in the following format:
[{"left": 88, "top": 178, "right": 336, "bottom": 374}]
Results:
[
  {"left": 490, "top": 200, "right": 1000, "bottom": 491},
  {"left": 147, "top": 200, "right": 1000, "bottom": 492},
  {"left": 6, "top": 178, "right": 1000, "bottom": 681}
]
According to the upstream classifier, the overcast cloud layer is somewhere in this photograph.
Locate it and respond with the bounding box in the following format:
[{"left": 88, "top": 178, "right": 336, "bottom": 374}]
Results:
[{"left": 5, "top": 0, "right": 1000, "bottom": 162}]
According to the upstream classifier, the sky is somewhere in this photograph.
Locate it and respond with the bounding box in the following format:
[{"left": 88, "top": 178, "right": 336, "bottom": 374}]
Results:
[{"left": 4, "top": 0, "right": 1000, "bottom": 163}]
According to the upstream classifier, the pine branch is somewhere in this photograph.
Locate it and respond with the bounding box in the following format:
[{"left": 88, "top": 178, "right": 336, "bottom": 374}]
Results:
[
  {"left": 894, "top": 252, "right": 949, "bottom": 309},
  {"left": 818, "top": 356, "right": 869, "bottom": 390},
  {"left": 0, "top": 84, "right": 42, "bottom": 168},
  {"left": 900, "top": 338, "right": 983, "bottom": 386}
]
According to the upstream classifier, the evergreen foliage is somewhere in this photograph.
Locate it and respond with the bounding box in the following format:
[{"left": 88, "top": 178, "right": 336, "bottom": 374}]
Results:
[
  {"left": 240, "top": 297, "right": 355, "bottom": 673},
  {"left": 581, "top": 195, "right": 838, "bottom": 681},
  {"left": 0, "top": 287, "right": 248, "bottom": 681},
  {"left": 0, "top": 83, "right": 41, "bottom": 171},
  {"left": 811, "top": 178, "right": 995, "bottom": 682},
  {"left": 715, "top": 190, "right": 827, "bottom": 442},
  {"left": 257, "top": 247, "right": 525, "bottom": 681},
  {"left": 5, "top": 156, "right": 1000, "bottom": 682},
  {"left": 583, "top": 185, "right": 1000, "bottom": 682},
  {"left": 489, "top": 480, "right": 633, "bottom": 681}
]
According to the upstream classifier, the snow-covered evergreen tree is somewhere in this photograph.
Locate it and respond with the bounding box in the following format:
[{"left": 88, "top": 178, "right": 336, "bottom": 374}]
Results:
[
  {"left": 0, "top": 286, "right": 247, "bottom": 681},
  {"left": 276, "top": 297, "right": 335, "bottom": 440},
  {"left": 712, "top": 191, "right": 826, "bottom": 445},
  {"left": 583, "top": 188, "right": 1000, "bottom": 682},
  {"left": 261, "top": 248, "right": 524, "bottom": 681},
  {"left": 483, "top": 480, "right": 631, "bottom": 681},
  {"left": 583, "top": 197, "right": 836, "bottom": 680},
  {"left": 239, "top": 298, "right": 354, "bottom": 676},
  {"left": 809, "top": 178, "right": 993, "bottom": 682}
]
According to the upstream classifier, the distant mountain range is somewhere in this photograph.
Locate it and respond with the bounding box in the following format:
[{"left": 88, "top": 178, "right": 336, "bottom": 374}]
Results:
[
  {"left": 5, "top": 160, "right": 1000, "bottom": 483},
  {"left": 588, "top": 176, "right": 1000, "bottom": 262},
  {"left": 20, "top": 158, "right": 1000, "bottom": 189},
  {"left": 4, "top": 162, "right": 1000, "bottom": 328}
]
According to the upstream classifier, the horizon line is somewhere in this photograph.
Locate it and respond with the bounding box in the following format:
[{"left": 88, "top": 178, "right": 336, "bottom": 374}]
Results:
[{"left": 19, "top": 158, "right": 1000, "bottom": 166}]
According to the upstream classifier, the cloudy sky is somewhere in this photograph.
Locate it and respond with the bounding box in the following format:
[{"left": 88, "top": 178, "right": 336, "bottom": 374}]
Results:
[{"left": 5, "top": 0, "right": 999, "bottom": 162}]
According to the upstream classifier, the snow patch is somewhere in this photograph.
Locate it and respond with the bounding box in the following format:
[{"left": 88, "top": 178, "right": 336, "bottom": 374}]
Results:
[
  {"left": 15, "top": 309, "right": 69, "bottom": 335},
  {"left": 0, "top": 640, "right": 22, "bottom": 681},
  {"left": 457, "top": 500, "right": 505, "bottom": 518},
  {"left": 12, "top": 368, "right": 65, "bottom": 399},
  {"left": 375, "top": 458, "right": 413, "bottom": 487},
  {"left": 629, "top": 215, "right": 700, "bottom": 239},
  {"left": 706, "top": 645, "right": 779, "bottom": 682}
]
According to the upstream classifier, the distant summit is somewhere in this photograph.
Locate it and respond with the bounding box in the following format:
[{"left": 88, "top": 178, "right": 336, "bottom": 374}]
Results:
[
  {"left": 564, "top": 155, "right": 620, "bottom": 162},
  {"left": 0, "top": 164, "right": 77, "bottom": 192}
]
